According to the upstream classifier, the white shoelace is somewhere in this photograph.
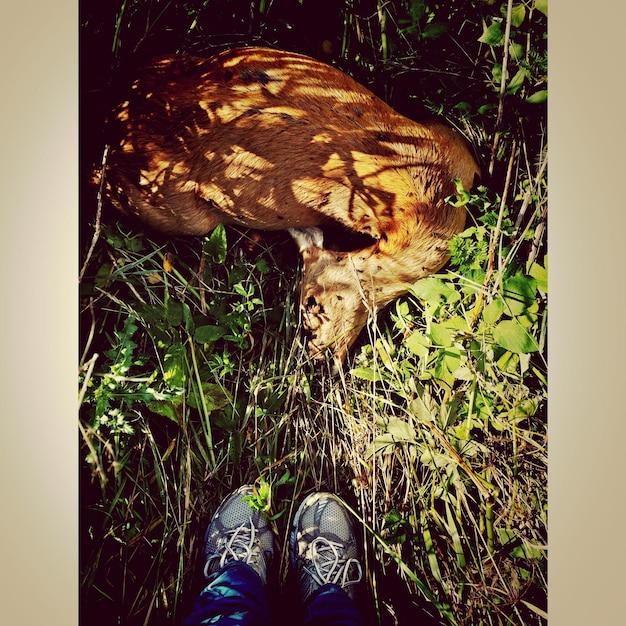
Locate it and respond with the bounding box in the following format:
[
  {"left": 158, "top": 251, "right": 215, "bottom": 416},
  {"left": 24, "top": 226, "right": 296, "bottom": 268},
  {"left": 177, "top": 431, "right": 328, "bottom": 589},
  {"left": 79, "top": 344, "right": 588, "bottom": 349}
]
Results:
[
  {"left": 303, "top": 536, "right": 362, "bottom": 590},
  {"left": 204, "top": 518, "right": 266, "bottom": 580}
]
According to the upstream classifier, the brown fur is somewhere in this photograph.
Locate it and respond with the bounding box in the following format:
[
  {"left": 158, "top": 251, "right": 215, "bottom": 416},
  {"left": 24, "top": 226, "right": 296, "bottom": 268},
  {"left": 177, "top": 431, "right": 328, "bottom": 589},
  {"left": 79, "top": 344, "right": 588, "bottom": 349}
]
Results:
[{"left": 101, "top": 47, "right": 480, "bottom": 364}]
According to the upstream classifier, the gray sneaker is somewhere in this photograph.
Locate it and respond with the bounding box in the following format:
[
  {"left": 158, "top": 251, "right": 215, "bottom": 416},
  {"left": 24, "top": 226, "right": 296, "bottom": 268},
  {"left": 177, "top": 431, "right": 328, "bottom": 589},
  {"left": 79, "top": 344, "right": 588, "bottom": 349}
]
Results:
[
  {"left": 202, "top": 485, "right": 275, "bottom": 584},
  {"left": 290, "top": 492, "right": 363, "bottom": 602}
]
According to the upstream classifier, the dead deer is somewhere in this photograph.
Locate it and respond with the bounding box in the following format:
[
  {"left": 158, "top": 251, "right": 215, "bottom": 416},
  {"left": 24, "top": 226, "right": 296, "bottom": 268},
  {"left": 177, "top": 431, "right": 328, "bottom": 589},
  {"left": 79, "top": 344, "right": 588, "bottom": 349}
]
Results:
[{"left": 100, "top": 46, "right": 480, "bottom": 366}]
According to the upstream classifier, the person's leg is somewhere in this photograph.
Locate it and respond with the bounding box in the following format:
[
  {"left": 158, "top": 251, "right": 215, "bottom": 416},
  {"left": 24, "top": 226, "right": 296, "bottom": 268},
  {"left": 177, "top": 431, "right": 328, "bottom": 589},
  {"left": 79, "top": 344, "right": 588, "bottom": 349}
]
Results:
[
  {"left": 302, "top": 583, "right": 365, "bottom": 626},
  {"left": 183, "top": 485, "right": 275, "bottom": 626},
  {"left": 183, "top": 561, "right": 271, "bottom": 626},
  {"left": 290, "top": 492, "right": 366, "bottom": 626}
]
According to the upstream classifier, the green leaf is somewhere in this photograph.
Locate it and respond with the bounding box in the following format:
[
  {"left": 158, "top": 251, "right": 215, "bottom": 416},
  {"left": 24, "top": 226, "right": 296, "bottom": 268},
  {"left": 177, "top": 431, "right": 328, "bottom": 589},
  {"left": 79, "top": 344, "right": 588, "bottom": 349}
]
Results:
[
  {"left": 182, "top": 302, "right": 195, "bottom": 333},
  {"left": 493, "top": 320, "right": 539, "bottom": 353},
  {"left": 95, "top": 263, "right": 113, "bottom": 288},
  {"left": 368, "top": 417, "right": 417, "bottom": 458},
  {"left": 508, "top": 41, "right": 525, "bottom": 62},
  {"left": 385, "top": 416, "right": 417, "bottom": 442},
  {"left": 405, "top": 330, "right": 430, "bottom": 358},
  {"left": 147, "top": 397, "right": 182, "bottom": 423},
  {"left": 163, "top": 343, "right": 187, "bottom": 389},
  {"left": 497, "top": 349, "right": 520, "bottom": 373},
  {"left": 528, "top": 260, "right": 548, "bottom": 294},
  {"left": 351, "top": 366, "right": 385, "bottom": 382},
  {"left": 366, "top": 434, "right": 397, "bottom": 458},
  {"left": 409, "top": 396, "right": 435, "bottom": 422},
  {"left": 479, "top": 21, "right": 504, "bottom": 46},
  {"left": 429, "top": 322, "right": 453, "bottom": 347},
  {"left": 507, "top": 67, "right": 528, "bottom": 94},
  {"left": 422, "top": 512, "right": 446, "bottom": 587},
  {"left": 492, "top": 63, "right": 502, "bottom": 85},
  {"left": 255, "top": 257, "right": 271, "bottom": 274},
  {"left": 203, "top": 224, "right": 228, "bottom": 264},
  {"left": 194, "top": 325, "right": 227, "bottom": 344},
  {"left": 510, "top": 4, "right": 526, "bottom": 27},
  {"left": 447, "top": 178, "right": 471, "bottom": 207},
  {"left": 188, "top": 382, "right": 231, "bottom": 412},
  {"left": 535, "top": 0, "right": 548, "bottom": 17},
  {"left": 441, "top": 348, "right": 462, "bottom": 375},
  {"left": 445, "top": 316, "right": 469, "bottom": 333},
  {"left": 410, "top": 277, "right": 459, "bottom": 306},
  {"left": 165, "top": 300, "right": 183, "bottom": 326},
  {"left": 503, "top": 274, "right": 537, "bottom": 316},
  {"left": 526, "top": 90, "right": 548, "bottom": 104},
  {"left": 423, "top": 22, "right": 447, "bottom": 40},
  {"left": 483, "top": 299, "right": 505, "bottom": 325}
]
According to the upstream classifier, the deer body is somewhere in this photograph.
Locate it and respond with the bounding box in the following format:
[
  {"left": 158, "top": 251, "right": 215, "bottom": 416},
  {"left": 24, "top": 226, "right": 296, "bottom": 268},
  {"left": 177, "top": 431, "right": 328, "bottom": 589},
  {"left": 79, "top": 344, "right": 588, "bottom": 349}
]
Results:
[{"left": 103, "top": 47, "right": 479, "bottom": 363}]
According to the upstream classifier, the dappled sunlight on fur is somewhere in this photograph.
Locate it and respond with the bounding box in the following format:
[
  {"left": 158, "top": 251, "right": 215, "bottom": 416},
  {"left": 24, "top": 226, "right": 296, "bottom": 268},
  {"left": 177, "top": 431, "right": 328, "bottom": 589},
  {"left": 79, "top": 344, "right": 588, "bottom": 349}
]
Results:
[{"left": 101, "top": 47, "right": 480, "bottom": 364}]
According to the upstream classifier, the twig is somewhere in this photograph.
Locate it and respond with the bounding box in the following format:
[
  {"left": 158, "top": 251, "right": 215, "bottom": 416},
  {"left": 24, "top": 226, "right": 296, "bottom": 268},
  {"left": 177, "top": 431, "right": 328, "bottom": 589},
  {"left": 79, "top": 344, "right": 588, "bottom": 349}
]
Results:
[
  {"left": 79, "top": 145, "right": 109, "bottom": 284},
  {"left": 79, "top": 297, "right": 97, "bottom": 369},
  {"left": 78, "top": 352, "right": 99, "bottom": 408},
  {"left": 528, "top": 203, "right": 547, "bottom": 266},
  {"left": 503, "top": 150, "right": 548, "bottom": 269},
  {"left": 489, "top": 0, "right": 514, "bottom": 176},
  {"left": 470, "top": 140, "right": 518, "bottom": 328}
]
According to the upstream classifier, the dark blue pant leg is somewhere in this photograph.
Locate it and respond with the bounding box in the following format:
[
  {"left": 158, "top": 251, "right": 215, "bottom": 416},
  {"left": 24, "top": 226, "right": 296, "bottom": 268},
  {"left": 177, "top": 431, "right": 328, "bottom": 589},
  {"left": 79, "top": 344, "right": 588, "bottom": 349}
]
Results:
[
  {"left": 302, "top": 584, "right": 366, "bottom": 626},
  {"left": 183, "top": 561, "right": 273, "bottom": 626}
]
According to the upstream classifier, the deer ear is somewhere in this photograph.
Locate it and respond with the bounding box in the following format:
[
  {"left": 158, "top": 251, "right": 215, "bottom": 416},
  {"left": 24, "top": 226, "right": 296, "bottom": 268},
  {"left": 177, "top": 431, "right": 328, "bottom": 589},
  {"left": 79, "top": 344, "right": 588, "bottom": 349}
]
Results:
[{"left": 288, "top": 227, "right": 325, "bottom": 251}]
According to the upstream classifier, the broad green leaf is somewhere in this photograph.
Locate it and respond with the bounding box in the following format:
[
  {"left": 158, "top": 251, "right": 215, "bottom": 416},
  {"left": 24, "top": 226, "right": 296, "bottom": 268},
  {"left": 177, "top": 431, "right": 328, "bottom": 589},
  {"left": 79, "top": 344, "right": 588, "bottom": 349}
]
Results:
[
  {"left": 194, "top": 324, "right": 227, "bottom": 344},
  {"left": 165, "top": 300, "right": 183, "bottom": 326},
  {"left": 405, "top": 330, "right": 430, "bottom": 358},
  {"left": 479, "top": 21, "right": 504, "bottom": 46},
  {"left": 448, "top": 178, "right": 471, "bottom": 207},
  {"left": 508, "top": 398, "right": 539, "bottom": 420},
  {"left": 203, "top": 224, "right": 228, "bottom": 264},
  {"left": 507, "top": 67, "right": 528, "bottom": 94},
  {"left": 508, "top": 41, "right": 525, "bottom": 62},
  {"left": 433, "top": 348, "right": 461, "bottom": 388},
  {"left": 483, "top": 299, "right": 505, "bottom": 325},
  {"left": 527, "top": 261, "right": 548, "bottom": 294},
  {"left": 188, "top": 382, "right": 231, "bottom": 412},
  {"left": 429, "top": 322, "right": 453, "bottom": 347},
  {"left": 452, "top": 366, "right": 474, "bottom": 381},
  {"left": 409, "top": 396, "right": 435, "bottom": 422},
  {"left": 526, "top": 89, "right": 548, "bottom": 104},
  {"left": 492, "top": 63, "right": 502, "bottom": 86},
  {"left": 535, "top": 0, "right": 548, "bottom": 17},
  {"left": 503, "top": 274, "right": 537, "bottom": 316},
  {"left": 410, "top": 277, "right": 459, "bottom": 305},
  {"left": 493, "top": 320, "right": 539, "bottom": 353},
  {"left": 163, "top": 343, "right": 187, "bottom": 389},
  {"left": 95, "top": 263, "right": 113, "bottom": 288},
  {"left": 510, "top": 4, "right": 526, "bottom": 27},
  {"left": 255, "top": 257, "right": 271, "bottom": 274},
  {"left": 442, "top": 348, "right": 462, "bottom": 375},
  {"left": 445, "top": 315, "right": 470, "bottom": 333},
  {"left": 517, "top": 300, "right": 539, "bottom": 328},
  {"left": 147, "top": 397, "right": 182, "bottom": 423},
  {"left": 366, "top": 434, "right": 397, "bottom": 458},
  {"left": 420, "top": 448, "right": 452, "bottom": 469},
  {"left": 385, "top": 416, "right": 417, "bottom": 442},
  {"left": 497, "top": 349, "right": 520, "bottom": 373}
]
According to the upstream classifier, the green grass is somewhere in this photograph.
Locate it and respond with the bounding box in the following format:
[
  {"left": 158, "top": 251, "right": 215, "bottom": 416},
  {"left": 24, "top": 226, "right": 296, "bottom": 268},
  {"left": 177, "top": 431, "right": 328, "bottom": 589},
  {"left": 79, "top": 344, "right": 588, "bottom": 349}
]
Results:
[{"left": 80, "top": 1, "right": 547, "bottom": 624}]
